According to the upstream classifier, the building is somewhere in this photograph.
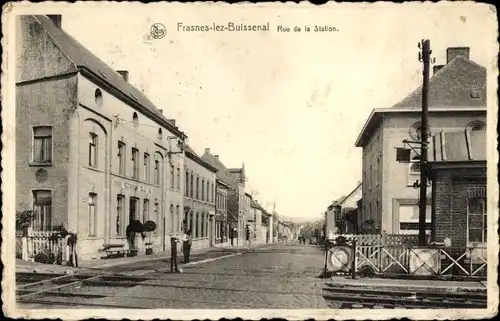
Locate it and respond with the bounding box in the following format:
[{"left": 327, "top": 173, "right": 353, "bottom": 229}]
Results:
[
  {"left": 427, "top": 129, "right": 486, "bottom": 256},
  {"left": 214, "top": 178, "right": 230, "bottom": 246},
  {"left": 200, "top": 149, "right": 245, "bottom": 246},
  {"left": 183, "top": 145, "right": 217, "bottom": 249},
  {"left": 16, "top": 15, "right": 186, "bottom": 260},
  {"left": 228, "top": 164, "right": 247, "bottom": 244},
  {"left": 326, "top": 182, "right": 362, "bottom": 235},
  {"left": 354, "top": 46, "right": 486, "bottom": 235},
  {"left": 261, "top": 208, "right": 272, "bottom": 243},
  {"left": 244, "top": 192, "right": 253, "bottom": 242},
  {"left": 251, "top": 199, "right": 267, "bottom": 244}
]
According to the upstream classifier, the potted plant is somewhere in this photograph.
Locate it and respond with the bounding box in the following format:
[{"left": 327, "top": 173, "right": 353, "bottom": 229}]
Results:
[
  {"left": 126, "top": 220, "right": 145, "bottom": 257},
  {"left": 143, "top": 220, "right": 157, "bottom": 255}
]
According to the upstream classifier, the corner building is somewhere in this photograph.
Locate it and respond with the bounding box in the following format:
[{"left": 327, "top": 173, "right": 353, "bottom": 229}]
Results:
[{"left": 16, "top": 15, "right": 186, "bottom": 260}]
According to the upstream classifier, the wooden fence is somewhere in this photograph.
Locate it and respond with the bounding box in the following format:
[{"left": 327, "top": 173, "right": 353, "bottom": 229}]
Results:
[
  {"left": 17, "top": 228, "right": 70, "bottom": 264},
  {"left": 327, "top": 234, "right": 487, "bottom": 279}
]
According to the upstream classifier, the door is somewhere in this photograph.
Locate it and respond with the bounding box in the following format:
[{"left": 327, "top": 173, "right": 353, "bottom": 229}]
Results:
[{"left": 129, "top": 198, "right": 139, "bottom": 248}]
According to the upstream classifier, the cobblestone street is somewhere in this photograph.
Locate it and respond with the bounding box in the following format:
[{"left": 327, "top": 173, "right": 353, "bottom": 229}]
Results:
[{"left": 87, "top": 243, "right": 328, "bottom": 309}]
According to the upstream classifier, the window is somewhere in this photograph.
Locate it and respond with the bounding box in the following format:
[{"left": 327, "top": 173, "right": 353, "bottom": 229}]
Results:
[
  {"left": 143, "top": 153, "right": 150, "bottom": 182},
  {"left": 154, "top": 202, "right": 159, "bottom": 234},
  {"left": 207, "top": 181, "right": 210, "bottom": 202},
  {"left": 466, "top": 120, "right": 486, "bottom": 132},
  {"left": 89, "top": 133, "right": 98, "bottom": 167},
  {"left": 201, "top": 214, "right": 205, "bottom": 237},
  {"left": 196, "top": 177, "right": 200, "bottom": 199},
  {"left": 202, "top": 179, "right": 205, "bottom": 201},
  {"left": 195, "top": 212, "right": 199, "bottom": 238},
  {"left": 170, "top": 204, "right": 174, "bottom": 233},
  {"left": 176, "top": 205, "right": 180, "bottom": 233},
  {"left": 408, "top": 155, "right": 420, "bottom": 185},
  {"left": 131, "top": 148, "right": 139, "bottom": 179},
  {"left": 467, "top": 197, "right": 487, "bottom": 243},
  {"left": 409, "top": 121, "right": 422, "bottom": 141},
  {"left": 132, "top": 112, "right": 139, "bottom": 126},
  {"left": 376, "top": 157, "right": 380, "bottom": 186},
  {"left": 158, "top": 128, "right": 163, "bottom": 139},
  {"left": 95, "top": 89, "right": 103, "bottom": 107},
  {"left": 116, "top": 195, "right": 124, "bottom": 235},
  {"left": 143, "top": 199, "right": 150, "bottom": 222},
  {"left": 170, "top": 164, "right": 175, "bottom": 189},
  {"left": 154, "top": 158, "right": 160, "bottom": 185},
  {"left": 88, "top": 193, "right": 97, "bottom": 236},
  {"left": 176, "top": 167, "right": 181, "bottom": 191},
  {"left": 32, "top": 190, "right": 52, "bottom": 231},
  {"left": 118, "top": 142, "right": 126, "bottom": 175},
  {"left": 369, "top": 165, "right": 372, "bottom": 189},
  {"left": 185, "top": 171, "right": 189, "bottom": 196},
  {"left": 33, "top": 126, "right": 53, "bottom": 163},
  {"left": 190, "top": 173, "right": 194, "bottom": 198}
]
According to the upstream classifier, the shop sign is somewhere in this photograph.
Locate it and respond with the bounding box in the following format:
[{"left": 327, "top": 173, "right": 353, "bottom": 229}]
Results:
[{"left": 122, "top": 181, "right": 153, "bottom": 194}]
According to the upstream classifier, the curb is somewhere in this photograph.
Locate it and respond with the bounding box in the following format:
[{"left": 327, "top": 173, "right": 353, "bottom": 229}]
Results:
[{"left": 327, "top": 281, "right": 487, "bottom": 293}]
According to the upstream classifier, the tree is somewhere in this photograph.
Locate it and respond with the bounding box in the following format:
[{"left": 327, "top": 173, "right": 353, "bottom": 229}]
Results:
[{"left": 16, "top": 210, "right": 36, "bottom": 235}]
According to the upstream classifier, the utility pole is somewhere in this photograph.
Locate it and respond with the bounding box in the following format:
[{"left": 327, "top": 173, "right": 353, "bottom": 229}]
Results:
[{"left": 417, "top": 39, "right": 432, "bottom": 246}]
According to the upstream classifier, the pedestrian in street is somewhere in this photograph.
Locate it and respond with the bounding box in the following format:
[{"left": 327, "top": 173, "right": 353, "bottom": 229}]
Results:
[
  {"left": 182, "top": 229, "right": 192, "bottom": 263},
  {"left": 170, "top": 236, "right": 180, "bottom": 273}
]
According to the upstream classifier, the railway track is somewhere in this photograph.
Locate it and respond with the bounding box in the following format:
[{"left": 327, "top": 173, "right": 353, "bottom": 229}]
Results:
[
  {"left": 16, "top": 272, "right": 153, "bottom": 309},
  {"left": 322, "top": 283, "right": 488, "bottom": 309}
]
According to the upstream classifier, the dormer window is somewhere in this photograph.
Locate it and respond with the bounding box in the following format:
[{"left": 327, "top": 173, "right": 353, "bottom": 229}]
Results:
[{"left": 470, "top": 90, "right": 481, "bottom": 99}]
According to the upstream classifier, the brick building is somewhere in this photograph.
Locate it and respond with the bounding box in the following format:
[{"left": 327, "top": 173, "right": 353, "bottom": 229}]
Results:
[
  {"left": 428, "top": 128, "right": 486, "bottom": 255},
  {"left": 16, "top": 15, "right": 186, "bottom": 260},
  {"left": 214, "top": 178, "right": 230, "bottom": 245},
  {"left": 183, "top": 145, "right": 217, "bottom": 249},
  {"left": 354, "top": 46, "right": 486, "bottom": 235}
]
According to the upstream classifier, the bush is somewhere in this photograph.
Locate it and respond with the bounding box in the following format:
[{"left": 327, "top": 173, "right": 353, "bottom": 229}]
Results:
[{"left": 16, "top": 210, "right": 35, "bottom": 231}]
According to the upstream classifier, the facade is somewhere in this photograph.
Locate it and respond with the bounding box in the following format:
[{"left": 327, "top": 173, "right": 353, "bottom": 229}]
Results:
[
  {"left": 183, "top": 146, "right": 217, "bottom": 249},
  {"left": 228, "top": 165, "right": 247, "bottom": 244},
  {"left": 244, "top": 192, "right": 253, "bottom": 242},
  {"left": 354, "top": 46, "right": 486, "bottom": 235},
  {"left": 16, "top": 15, "right": 186, "bottom": 260},
  {"left": 200, "top": 149, "right": 244, "bottom": 245},
  {"left": 261, "top": 210, "right": 271, "bottom": 243},
  {"left": 251, "top": 200, "right": 265, "bottom": 244},
  {"left": 427, "top": 130, "right": 486, "bottom": 254},
  {"left": 215, "top": 178, "right": 230, "bottom": 245}
]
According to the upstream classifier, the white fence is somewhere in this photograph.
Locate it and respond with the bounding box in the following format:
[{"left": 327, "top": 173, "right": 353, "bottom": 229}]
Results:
[{"left": 17, "top": 228, "right": 71, "bottom": 264}]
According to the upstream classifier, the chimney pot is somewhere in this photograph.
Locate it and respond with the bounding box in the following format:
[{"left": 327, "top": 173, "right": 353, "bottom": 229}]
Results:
[
  {"left": 116, "top": 70, "right": 129, "bottom": 82},
  {"left": 214, "top": 155, "right": 219, "bottom": 159},
  {"left": 47, "top": 15, "right": 62, "bottom": 29},
  {"left": 205, "top": 148, "right": 210, "bottom": 154},
  {"left": 446, "top": 47, "right": 470, "bottom": 64}
]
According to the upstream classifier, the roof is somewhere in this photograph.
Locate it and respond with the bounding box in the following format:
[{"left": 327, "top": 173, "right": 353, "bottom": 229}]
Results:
[
  {"left": 392, "top": 56, "right": 486, "bottom": 109},
  {"left": 355, "top": 53, "right": 487, "bottom": 147},
  {"left": 200, "top": 152, "right": 237, "bottom": 187},
  {"left": 33, "top": 15, "right": 184, "bottom": 138},
  {"left": 184, "top": 145, "right": 218, "bottom": 173},
  {"left": 428, "top": 129, "right": 486, "bottom": 162},
  {"left": 251, "top": 200, "right": 267, "bottom": 213},
  {"left": 338, "top": 183, "right": 362, "bottom": 207}
]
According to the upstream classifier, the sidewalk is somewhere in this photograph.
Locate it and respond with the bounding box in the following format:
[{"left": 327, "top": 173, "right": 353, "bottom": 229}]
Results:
[
  {"left": 16, "top": 242, "right": 280, "bottom": 274},
  {"left": 328, "top": 276, "right": 487, "bottom": 293}
]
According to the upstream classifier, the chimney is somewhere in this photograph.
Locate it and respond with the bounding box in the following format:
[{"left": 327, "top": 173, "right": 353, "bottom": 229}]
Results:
[
  {"left": 158, "top": 109, "right": 163, "bottom": 114},
  {"left": 47, "top": 15, "right": 62, "bottom": 29},
  {"left": 116, "top": 70, "right": 129, "bottom": 82},
  {"left": 433, "top": 65, "right": 445, "bottom": 75},
  {"left": 167, "top": 119, "right": 176, "bottom": 126},
  {"left": 214, "top": 155, "right": 219, "bottom": 159},
  {"left": 446, "top": 47, "right": 470, "bottom": 64},
  {"left": 205, "top": 148, "right": 210, "bottom": 154}
]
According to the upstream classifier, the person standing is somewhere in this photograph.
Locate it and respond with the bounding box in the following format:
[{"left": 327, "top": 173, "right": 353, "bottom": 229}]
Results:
[
  {"left": 182, "top": 229, "right": 192, "bottom": 263},
  {"left": 170, "top": 236, "right": 180, "bottom": 273}
]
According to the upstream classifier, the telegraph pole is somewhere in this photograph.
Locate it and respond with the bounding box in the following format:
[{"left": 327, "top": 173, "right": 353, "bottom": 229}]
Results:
[{"left": 418, "top": 39, "right": 431, "bottom": 246}]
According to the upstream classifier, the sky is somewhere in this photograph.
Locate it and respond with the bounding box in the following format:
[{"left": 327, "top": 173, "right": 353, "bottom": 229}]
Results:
[{"left": 46, "top": 2, "right": 495, "bottom": 221}]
